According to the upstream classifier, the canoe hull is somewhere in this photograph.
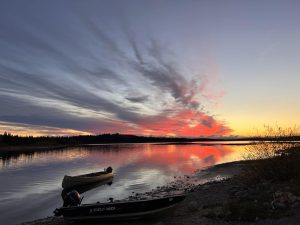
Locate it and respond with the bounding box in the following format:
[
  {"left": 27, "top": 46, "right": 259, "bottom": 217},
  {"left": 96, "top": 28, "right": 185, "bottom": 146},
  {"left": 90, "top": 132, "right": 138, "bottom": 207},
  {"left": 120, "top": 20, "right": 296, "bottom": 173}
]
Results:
[
  {"left": 56, "top": 194, "right": 185, "bottom": 221},
  {"left": 62, "top": 172, "right": 113, "bottom": 189}
]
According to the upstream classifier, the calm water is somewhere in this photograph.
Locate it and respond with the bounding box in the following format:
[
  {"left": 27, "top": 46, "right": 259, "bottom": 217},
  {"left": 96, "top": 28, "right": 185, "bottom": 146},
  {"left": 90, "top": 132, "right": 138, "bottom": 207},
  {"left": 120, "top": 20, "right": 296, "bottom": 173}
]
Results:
[{"left": 0, "top": 142, "right": 246, "bottom": 225}]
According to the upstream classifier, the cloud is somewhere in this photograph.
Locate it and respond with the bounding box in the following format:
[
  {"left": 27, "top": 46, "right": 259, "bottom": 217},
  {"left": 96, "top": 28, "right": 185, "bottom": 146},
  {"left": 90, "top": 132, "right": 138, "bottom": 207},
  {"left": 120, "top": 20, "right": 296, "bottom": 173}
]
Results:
[
  {"left": 134, "top": 109, "right": 232, "bottom": 137},
  {"left": 0, "top": 121, "right": 91, "bottom": 137},
  {"left": 126, "top": 95, "right": 149, "bottom": 103},
  {"left": 129, "top": 40, "right": 199, "bottom": 110},
  {"left": 0, "top": 1, "right": 231, "bottom": 137}
]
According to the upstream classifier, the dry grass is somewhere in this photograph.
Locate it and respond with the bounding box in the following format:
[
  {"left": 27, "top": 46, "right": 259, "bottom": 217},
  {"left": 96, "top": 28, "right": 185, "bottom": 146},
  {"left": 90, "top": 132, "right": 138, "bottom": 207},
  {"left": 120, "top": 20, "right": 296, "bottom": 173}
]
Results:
[{"left": 240, "top": 125, "right": 300, "bottom": 183}]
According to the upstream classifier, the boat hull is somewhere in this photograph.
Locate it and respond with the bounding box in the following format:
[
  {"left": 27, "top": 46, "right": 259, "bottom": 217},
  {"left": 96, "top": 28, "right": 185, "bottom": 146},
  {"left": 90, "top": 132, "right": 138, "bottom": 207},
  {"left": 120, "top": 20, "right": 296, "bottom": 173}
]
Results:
[
  {"left": 56, "top": 194, "right": 185, "bottom": 221},
  {"left": 62, "top": 172, "right": 113, "bottom": 189}
]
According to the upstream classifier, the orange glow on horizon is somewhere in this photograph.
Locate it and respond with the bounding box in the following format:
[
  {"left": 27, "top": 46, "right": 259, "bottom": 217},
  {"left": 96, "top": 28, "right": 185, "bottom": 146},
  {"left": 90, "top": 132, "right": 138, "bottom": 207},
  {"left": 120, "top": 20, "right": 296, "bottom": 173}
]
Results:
[
  {"left": 0, "top": 110, "right": 232, "bottom": 137},
  {"left": 134, "top": 110, "right": 232, "bottom": 137}
]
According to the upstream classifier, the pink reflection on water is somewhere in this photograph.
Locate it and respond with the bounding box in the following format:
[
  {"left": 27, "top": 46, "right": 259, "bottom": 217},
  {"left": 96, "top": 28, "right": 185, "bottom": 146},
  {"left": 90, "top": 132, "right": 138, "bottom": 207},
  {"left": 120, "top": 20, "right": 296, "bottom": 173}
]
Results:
[
  {"left": 80, "top": 143, "right": 234, "bottom": 175},
  {"left": 130, "top": 144, "right": 234, "bottom": 173}
]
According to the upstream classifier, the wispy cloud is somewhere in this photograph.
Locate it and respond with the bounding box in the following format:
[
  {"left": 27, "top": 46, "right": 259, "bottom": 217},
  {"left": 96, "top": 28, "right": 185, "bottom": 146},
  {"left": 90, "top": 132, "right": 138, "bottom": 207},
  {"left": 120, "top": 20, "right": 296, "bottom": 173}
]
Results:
[{"left": 0, "top": 1, "right": 231, "bottom": 137}]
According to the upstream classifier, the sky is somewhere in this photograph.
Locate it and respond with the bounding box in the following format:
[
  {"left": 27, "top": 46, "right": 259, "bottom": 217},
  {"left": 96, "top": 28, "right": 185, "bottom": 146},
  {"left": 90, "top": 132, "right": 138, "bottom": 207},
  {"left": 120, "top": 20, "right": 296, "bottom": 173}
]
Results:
[{"left": 0, "top": 0, "right": 300, "bottom": 137}]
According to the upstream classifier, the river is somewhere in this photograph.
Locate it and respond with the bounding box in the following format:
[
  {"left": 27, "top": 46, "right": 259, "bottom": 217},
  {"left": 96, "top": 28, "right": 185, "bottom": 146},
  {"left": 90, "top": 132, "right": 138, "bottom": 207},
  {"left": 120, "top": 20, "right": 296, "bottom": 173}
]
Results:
[{"left": 0, "top": 142, "right": 248, "bottom": 225}]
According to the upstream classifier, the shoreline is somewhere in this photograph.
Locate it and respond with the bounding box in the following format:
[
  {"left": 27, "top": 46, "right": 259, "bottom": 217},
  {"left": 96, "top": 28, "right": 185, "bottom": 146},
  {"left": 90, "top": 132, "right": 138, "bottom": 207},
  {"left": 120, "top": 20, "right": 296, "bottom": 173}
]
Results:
[
  {"left": 0, "top": 141, "right": 248, "bottom": 153},
  {"left": 16, "top": 160, "right": 300, "bottom": 225}
]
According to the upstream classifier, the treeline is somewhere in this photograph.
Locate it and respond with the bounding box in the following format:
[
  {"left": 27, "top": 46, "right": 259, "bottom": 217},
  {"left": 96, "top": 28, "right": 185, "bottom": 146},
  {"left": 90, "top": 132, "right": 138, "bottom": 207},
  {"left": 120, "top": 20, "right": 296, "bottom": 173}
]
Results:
[
  {"left": 0, "top": 132, "right": 208, "bottom": 146},
  {"left": 1, "top": 132, "right": 300, "bottom": 147}
]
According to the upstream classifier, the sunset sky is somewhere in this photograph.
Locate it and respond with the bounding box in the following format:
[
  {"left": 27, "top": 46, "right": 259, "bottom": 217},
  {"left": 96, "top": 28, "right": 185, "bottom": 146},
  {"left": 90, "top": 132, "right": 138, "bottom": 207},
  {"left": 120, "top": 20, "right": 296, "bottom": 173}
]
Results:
[{"left": 1, "top": 0, "right": 300, "bottom": 137}]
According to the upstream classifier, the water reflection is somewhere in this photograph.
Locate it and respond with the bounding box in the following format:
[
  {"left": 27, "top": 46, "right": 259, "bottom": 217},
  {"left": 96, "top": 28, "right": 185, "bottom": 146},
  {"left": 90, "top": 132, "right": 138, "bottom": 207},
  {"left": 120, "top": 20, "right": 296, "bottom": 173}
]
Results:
[
  {"left": 0, "top": 148, "right": 90, "bottom": 170},
  {"left": 0, "top": 143, "right": 245, "bottom": 225},
  {"left": 61, "top": 177, "right": 113, "bottom": 204},
  {"left": 0, "top": 143, "right": 238, "bottom": 173}
]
